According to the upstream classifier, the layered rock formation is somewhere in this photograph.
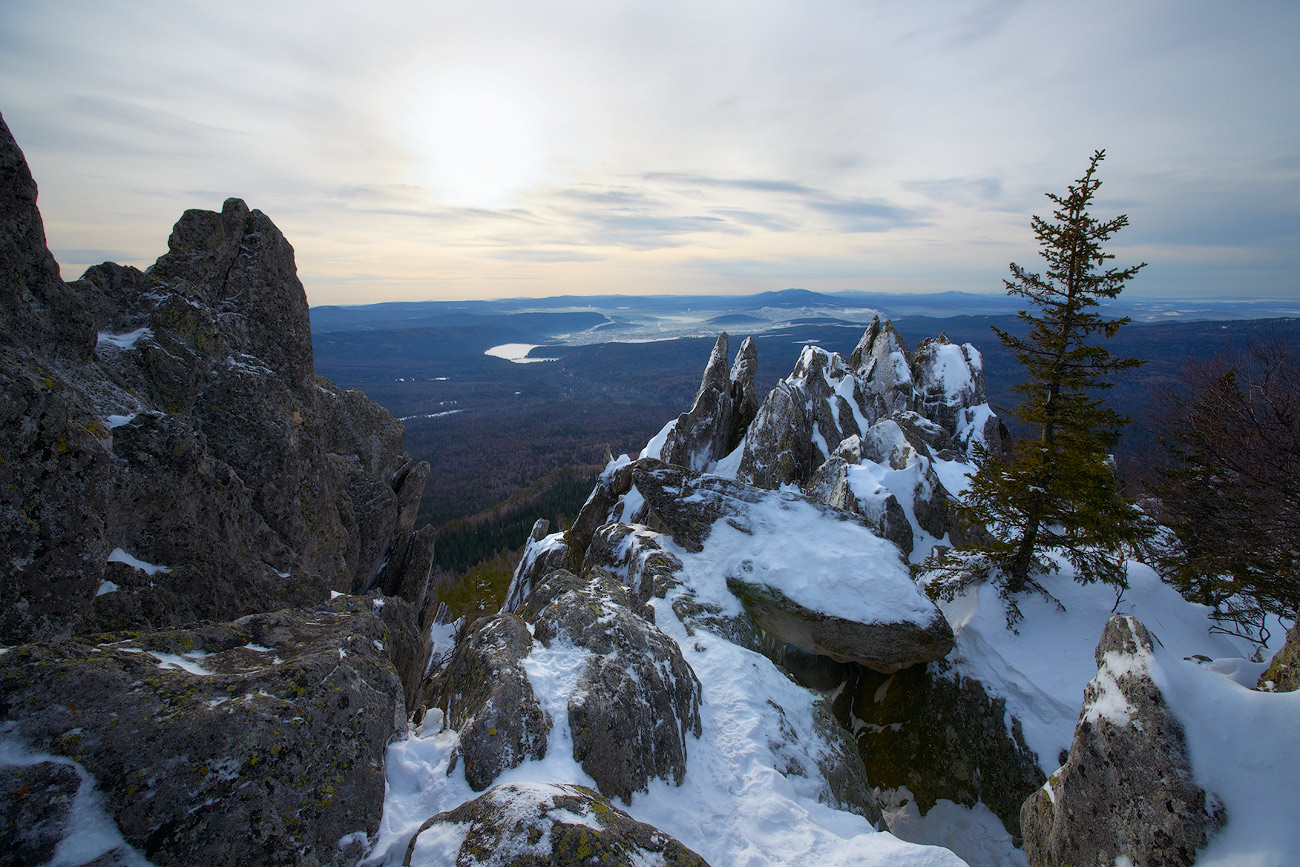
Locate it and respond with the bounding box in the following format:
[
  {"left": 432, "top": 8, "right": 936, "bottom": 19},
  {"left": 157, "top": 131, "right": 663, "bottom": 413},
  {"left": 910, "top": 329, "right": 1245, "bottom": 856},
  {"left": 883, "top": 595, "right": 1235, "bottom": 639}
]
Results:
[{"left": 0, "top": 114, "right": 437, "bottom": 865}]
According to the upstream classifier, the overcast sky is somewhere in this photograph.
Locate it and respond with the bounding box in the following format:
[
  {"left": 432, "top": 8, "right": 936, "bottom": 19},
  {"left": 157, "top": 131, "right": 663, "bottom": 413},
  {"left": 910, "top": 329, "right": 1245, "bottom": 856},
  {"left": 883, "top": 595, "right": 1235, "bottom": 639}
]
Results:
[{"left": 2, "top": 0, "right": 1297, "bottom": 305}]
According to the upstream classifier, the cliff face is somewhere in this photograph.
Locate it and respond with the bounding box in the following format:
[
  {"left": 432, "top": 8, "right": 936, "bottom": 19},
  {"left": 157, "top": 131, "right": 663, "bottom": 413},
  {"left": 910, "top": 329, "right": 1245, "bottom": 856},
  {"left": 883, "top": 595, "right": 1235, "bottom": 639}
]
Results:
[
  {"left": 0, "top": 114, "right": 434, "bottom": 648},
  {"left": 0, "top": 113, "right": 437, "bottom": 865}
]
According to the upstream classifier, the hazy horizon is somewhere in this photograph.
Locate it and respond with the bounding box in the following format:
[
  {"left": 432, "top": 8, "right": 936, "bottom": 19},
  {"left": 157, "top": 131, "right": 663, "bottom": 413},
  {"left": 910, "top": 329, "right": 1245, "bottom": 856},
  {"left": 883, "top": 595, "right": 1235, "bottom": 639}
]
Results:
[{"left": 3, "top": 0, "right": 1297, "bottom": 305}]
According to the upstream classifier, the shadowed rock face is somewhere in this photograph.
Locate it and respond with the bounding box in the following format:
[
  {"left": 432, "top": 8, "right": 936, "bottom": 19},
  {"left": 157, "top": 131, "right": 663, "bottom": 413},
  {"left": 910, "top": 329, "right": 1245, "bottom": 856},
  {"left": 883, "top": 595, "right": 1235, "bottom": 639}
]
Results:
[
  {"left": 402, "top": 782, "right": 711, "bottom": 867},
  {"left": 0, "top": 113, "right": 434, "bottom": 651},
  {"left": 1021, "top": 616, "right": 1225, "bottom": 867},
  {"left": 0, "top": 597, "right": 404, "bottom": 867}
]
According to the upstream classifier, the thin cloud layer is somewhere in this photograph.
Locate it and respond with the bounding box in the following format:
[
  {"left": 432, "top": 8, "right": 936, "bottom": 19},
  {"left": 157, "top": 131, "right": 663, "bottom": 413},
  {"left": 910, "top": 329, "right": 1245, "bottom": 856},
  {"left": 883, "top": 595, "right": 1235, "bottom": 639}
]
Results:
[{"left": 0, "top": 0, "right": 1295, "bottom": 302}]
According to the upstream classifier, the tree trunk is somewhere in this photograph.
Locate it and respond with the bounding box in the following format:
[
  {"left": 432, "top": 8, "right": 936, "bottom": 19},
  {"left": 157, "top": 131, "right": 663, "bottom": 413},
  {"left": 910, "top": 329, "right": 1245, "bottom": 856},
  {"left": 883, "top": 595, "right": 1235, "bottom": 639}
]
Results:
[{"left": 1006, "top": 511, "right": 1042, "bottom": 594}]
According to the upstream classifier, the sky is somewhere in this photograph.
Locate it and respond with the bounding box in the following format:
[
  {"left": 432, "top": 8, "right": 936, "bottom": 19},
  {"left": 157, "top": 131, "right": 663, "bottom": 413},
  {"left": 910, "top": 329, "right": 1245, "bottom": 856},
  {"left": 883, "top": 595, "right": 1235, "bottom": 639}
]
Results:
[{"left": 2, "top": 0, "right": 1297, "bottom": 306}]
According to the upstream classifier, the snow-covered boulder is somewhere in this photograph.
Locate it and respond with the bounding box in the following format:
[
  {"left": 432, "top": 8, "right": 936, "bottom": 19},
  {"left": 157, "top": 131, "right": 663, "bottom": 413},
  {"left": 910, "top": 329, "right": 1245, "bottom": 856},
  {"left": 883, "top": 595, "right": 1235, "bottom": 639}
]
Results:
[
  {"left": 401, "top": 782, "right": 711, "bottom": 866},
  {"left": 1021, "top": 616, "right": 1226, "bottom": 866},
  {"left": 629, "top": 460, "right": 953, "bottom": 672},
  {"left": 428, "top": 614, "right": 551, "bottom": 792},
  {"left": 0, "top": 596, "right": 404, "bottom": 866}
]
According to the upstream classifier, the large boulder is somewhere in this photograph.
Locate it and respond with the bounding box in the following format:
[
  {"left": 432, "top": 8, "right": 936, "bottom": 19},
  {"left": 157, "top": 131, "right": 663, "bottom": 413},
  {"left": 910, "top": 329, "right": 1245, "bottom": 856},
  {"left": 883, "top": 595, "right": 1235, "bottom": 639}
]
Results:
[
  {"left": 1021, "top": 616, "right": 1226, "bottom": 866},
  {"left": 401, "top": 782, "right": 710, "bottom": 867},
  {"left": 727, "top": 577, "right": 953, "bottom": 674},
  {"left": 631, "top": 460, "right": 954, "bottom": 673},
  {"left": 0, "top": 597, "right": 405, "bottom": 867},
  {"left": 427, "top": 614, "right": 551, "bottom": 792},
  {"left": 737, "top": 346, "right": 866, "bottom": 490},
  {"left": 527, "top": 569, "right": 703, "bottom": 803}
]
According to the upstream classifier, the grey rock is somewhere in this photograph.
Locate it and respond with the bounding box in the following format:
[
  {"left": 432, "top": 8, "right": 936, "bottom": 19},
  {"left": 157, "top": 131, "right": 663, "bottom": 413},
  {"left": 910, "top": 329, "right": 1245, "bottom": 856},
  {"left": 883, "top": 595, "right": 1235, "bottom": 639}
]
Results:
[
  {"left": 803, "top": 456, "right": 914, "bottom": 554},
  {"left": 629, "top": 461, "right": 951, "bottom": 672},
  {"left": 0, "top": 761, "right": 84, "bottom": 866},
  {"left": 728, "top": 335, "right": 760, "bottom": 451},
  {"left": 530, "top": 569, "right": 702, "bottom": 803},
  {"left": 1021, "top": 616, "right": 1225, "bottom": 866},
  {"left": 0, "top": 112, "right": 96, "bottom": 365},
  {"left": 0, "top": 344, "right": 112, "bottom": 644},
  {"left": 402, "top": 782, "right": 710, "bottom": 866},
  {"left": 848, "top": 316, "right": 914, "bottom": 419},
  {"left": 660, "top": 332, "right": 735, "bottom": 471},
  {"left": 670, "top": 591, "right": 762, "bottom": 652},
  {"left": 735, "top": 378, "right": 818, "bottom": 489},
  {"left": 742, "top": 347, "right": 868, "bottom": 488},
  {"left": 0, "top": 121, "right": 437, "bottom": 668},
  {"left": 428, "top": 614, "right": 550, "bottom": 792},
  {"left": 726, "top": 576, "right": 953, "bottom": 674},
  {"left": 584, "top": 522, "right": 683, "bottom": 603},
  {"left": 0, "top": 598, "right": 405, "bottom": 867},
  {"left": 502, "top": 529, "right": 574, "bottom": 615}
]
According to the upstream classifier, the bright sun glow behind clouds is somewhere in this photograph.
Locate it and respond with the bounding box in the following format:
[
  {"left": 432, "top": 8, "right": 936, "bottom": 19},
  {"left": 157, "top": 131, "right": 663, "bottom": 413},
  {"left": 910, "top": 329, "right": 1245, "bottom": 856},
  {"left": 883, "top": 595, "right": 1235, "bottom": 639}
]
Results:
[
  {"left": 393, "top": 72, "right": 559, "bottom": 209},
  {"left": 1, "top": 0, "right": 1297, "bottom": 303}
]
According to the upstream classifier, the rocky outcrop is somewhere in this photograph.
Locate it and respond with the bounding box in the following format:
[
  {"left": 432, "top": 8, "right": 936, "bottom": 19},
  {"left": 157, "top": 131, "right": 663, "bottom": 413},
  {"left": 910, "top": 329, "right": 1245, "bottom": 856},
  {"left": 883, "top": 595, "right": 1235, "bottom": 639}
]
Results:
[
  {"left": 0, "top": 113, "right": 435, "bottom": 650},
  {"left": 0, "top": 116, "right": 439, "bottom": 866},
  {"left": 428, "top": 614, "right": 550, "bottom": 792},
  {"left": 529, "top": 569, "right": 703, "bottom": 803},
  {"left": 660, "top": 332, "right": 735, "bottom": 471},
  {"left": 1259, "top": 620, "right": 1300, "bottom": 693},
  {"left": 0, "top": 597, "right": 404, "bottom": 867},
  {"left": 849, "top": 315, "right": 915, "bottom": 418},
  {"left": 402, "top": 782, "right": 710, "bottom": 867},
  {"left": 1021, "top": 616, "right": 1225, "bottom": 866},
  {"left": 911, "top": 334, "right": 985, "bottom": 438}
]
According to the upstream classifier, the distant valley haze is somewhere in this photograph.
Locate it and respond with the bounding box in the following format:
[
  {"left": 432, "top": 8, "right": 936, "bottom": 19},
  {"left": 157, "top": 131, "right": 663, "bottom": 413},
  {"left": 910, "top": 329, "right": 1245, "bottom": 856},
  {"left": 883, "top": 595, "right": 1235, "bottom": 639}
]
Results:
[{"left": 2, "top": 0, "right": 1297, "bottom": 305}]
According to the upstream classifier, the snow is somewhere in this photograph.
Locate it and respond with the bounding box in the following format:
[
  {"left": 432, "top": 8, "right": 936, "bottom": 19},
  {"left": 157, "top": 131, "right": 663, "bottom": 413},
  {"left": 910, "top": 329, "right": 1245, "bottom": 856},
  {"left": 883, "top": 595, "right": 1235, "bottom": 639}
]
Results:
[
  {"left": 0, "top": 736, "right": 154, "bottom": 866},
  {"left": 484, "top": 343, "right": 558, "bottom": 363},
  {"left": 105, "top": 413, "right": 137, "bottom": 429},
  {"left": 95, "top": 580, "right": 119, "bottom": 596},
  {"left": 105, "top": 547, "right": 172, "bottom": 576},
  {"left": 937, "top": 561, "right": 1257, "bottom": 774},
  {"left": 147, "top": 651, "right": 215, "bottom": 676},
  {"left": 919, "top": 342, "right": 976, "bottom": 404},
  {"left": 96, "top": 327, "right": 151, "bottom": 350},
  {"left": 672, "top": 485, "right": 936, "bottom": 627},
  {"left": 641, "top": 418, "right": 676, "bottom": 460},
  {"left": 1152, "top": 638, "right": 1300, "bottom": 864},
  {"left": 878, "top": 791, "right": 1024, "bottom": 867}
]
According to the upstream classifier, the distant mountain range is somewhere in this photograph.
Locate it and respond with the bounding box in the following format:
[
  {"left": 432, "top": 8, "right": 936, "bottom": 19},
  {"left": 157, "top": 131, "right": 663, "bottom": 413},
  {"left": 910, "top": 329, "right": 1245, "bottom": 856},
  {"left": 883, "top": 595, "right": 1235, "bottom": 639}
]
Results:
[{"left": 311, "top": 288, "right": 1300, "bottom": 342}]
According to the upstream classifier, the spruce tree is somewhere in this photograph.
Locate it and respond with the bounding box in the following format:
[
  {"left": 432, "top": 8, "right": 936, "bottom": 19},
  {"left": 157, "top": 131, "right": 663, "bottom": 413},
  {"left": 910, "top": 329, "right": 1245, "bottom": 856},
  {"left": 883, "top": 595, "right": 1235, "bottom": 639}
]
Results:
[{"left": 926, "top": 150, "right": 1153, "bottom": 618}]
